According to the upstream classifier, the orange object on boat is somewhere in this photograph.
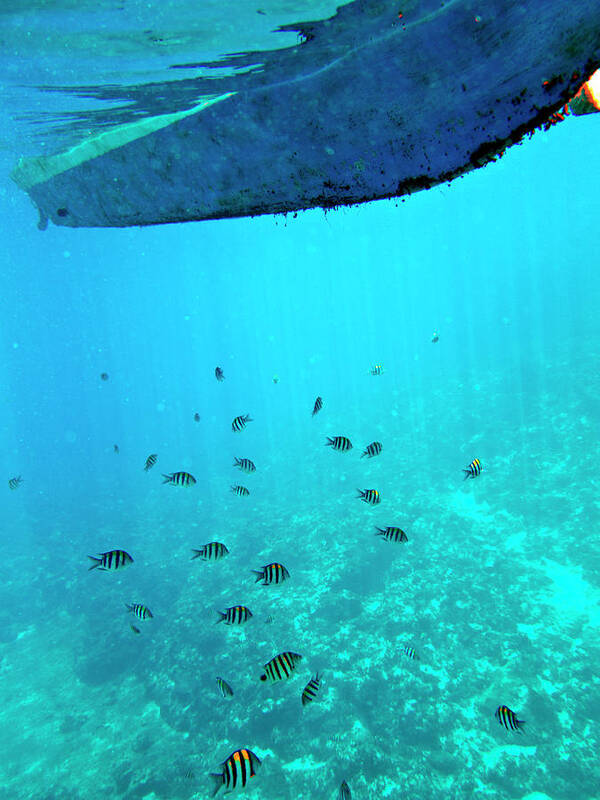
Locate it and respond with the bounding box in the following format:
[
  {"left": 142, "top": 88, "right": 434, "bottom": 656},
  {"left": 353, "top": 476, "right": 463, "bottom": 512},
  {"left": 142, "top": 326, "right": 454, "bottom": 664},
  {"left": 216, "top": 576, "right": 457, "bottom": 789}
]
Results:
[{"left": 569, "top": 69, "right": 600, "bottom": 115}]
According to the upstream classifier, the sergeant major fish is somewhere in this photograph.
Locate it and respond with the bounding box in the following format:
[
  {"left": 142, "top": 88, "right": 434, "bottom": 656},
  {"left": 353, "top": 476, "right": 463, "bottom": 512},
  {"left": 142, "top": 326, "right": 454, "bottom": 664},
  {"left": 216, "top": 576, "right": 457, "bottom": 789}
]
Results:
[
  {"left": 402, "top": 645, "right": 419, "bottom": 660},
  {"left": 357, "top": 488, "right": 380, "bottom": 505},
  {"left": 217, "top": 605, "right": 253, "bottom": 625},
  {"left": 495, "top": 705, "right": 525, "bottom": 732},
  {"left": 233, "top": 457, "right": 256, "bottom": 473},
  {"left": 252, "top": 562, "right": 290, "bottom": 585},
  {"left": 215, "top": 366, "right": 225, "bottom": 382},
  {"left": 463, "top": 458, "right": 482, "bottom": 479},
  {"left": 163, "top": 471, "right": 196, "bottom": 486},
  {"left": 301, "top": 672, "right": 322, "bottom": 706},
  {"left": 125, "top": 603, "right": 153, "bottom": 620},
  {"left": 339, "top": 780, "right": 352, "bottom": 800},
  {"left": 375, "top": 526, "right": 407, "bottom": 543},
  {"left": 144, "top": 453, "right": 157, "bottom": 471},
  {"left": 88, "top": 550, "right": 133, "bottom": 571},
  {"left": 312, "top": 396, "right": 323, "bottom": 416},
  {"left": 216, "top": 677, "right": 234, "bottom": 698},
  {"left": 260, "top": 651, "right": 303, "bottom": 682},
  {"left": 231, "top": 485, "right": 249, "bottom": 497},
  {"left": 191, "top": 541, "right": 229, "bottom": 561},
  {"left": 8, "top": 476, "right": 22, "bottom": 490},
  {"left": 232, "top": 414, "right": 252, "bottom": 432},
  {"left": 209, "top": 748, "right": 261, "bottom": 797},
  {"left": 326, "top": 436, "right": 353, "bottom": 452},
  {"left": 361, "top": 441, "right": 382, "bottom": 458}
]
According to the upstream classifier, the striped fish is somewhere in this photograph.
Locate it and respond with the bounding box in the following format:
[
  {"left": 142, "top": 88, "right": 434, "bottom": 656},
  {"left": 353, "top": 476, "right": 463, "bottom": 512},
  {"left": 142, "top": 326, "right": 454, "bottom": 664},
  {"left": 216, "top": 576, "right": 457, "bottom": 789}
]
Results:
[
  {"left": 144, "top": 453, "right": 157, "bottom": 471},
  {"left": 113, "top": 444, "right": 119, "bottom": 454},
  {"left": 88, "top": 550, "right": 133, "bottom": 571},
  {"left": 125, "top": 603, "right": 153, "bottom": 620},
  {"left": 339, "top": 780, "right": 352, "bottom": 800},
  {"left": 402, "top": 645, "right": 419, "bottom": 660},
  {"left": 217, "top": 605, "right": 253, "bottom": 625},
  {"left": 463, "top": 458, "right": 482, "bottom": 479},
  {"left": 495, "top": 705, "right": 525, "bottom": 733},
  {"left": 232, "top": 414, "right": 252, "bottom": 432},
  {"left": 357, "top": 488, "right": 380, "bottom": 505},
  {"left": 252, "top": 562, "right": 290, "bottom": 585},
  {"left": 231, "top": 485, "right": 249, "bottom": 497},
  {"left": 370, "top": 364, "right": 384, "bottom": 375},
  {"left": 233, "top": 457, "right": 256, "bottom": 473},
  {"left": 215, "top": 366, "right": 225, "bottom": 382},
  {"left": 210, "top": 748, "right": 261, "bottom": 797},
  {"left": 216, "top": 677, "right": 234, "bottom": 698},
  {"left": 375, "top": 526, "right": 407, "bottom": 543},
  {"left": 301, "top": 672, "right": 322, "bottom": 706},
  {"left": 312, "top": 396, "right": 323, "bottom": 416},
  {"left": 8, "top": 476, "right": 22, "bottom": 490},
  {"left": 163, "top": 471, "right": 196, "bottom": 486},
  {"left": 260, "top": 651, "right": 303, "bottom": 683},
  {"left": 191, "top": 542, "right": 229, "bottom": 561},
  {"left": 326, "top": 436, "right": 353, "bottom": 452},
  {"left": 361, "top": 441, "right": 382, "bottom": 458}
]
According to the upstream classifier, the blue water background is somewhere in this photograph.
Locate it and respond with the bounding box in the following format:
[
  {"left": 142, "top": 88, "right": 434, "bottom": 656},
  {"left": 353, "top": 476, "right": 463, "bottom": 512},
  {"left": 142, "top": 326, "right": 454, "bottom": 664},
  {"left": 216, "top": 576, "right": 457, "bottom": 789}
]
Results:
[{"left": 0, "top": 113, "right": 598, "bottom": 799}]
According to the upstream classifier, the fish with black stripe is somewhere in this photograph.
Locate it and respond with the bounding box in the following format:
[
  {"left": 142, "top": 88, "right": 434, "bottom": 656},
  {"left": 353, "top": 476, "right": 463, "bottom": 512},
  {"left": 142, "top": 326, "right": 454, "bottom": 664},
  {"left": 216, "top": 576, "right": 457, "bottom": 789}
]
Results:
[
  {"left": 463, "top": 458, "right": 482, "bottom": 479},
  {"left": 301, "top": 672, "right": 322, "bottom": 706},
  {"left": 215, "top": 366, "right": 225, "bottom": 382},
  {"left": 88, "top": 550, "right": 133, "bottom": 571},
  {"left": 209, "top": 748, "right": 261, "bottom": 797},
  {"left": 144, "top": 453, "right": 157, "bottom": 471},
  {"left": 260, "top": 651, "right": 303, "bottom": 683},
  {"left": 231, "top": 485, "right": 249, "bottom": 497},
  {"left": 216, "top": 677, "right": 234, "bottom": 698},
  {"left": 370, "top": 364, "right": 384, "bottom": 375},
  {"left": 163, "top": 471, "right": 196, "bottom": 486},
  {"left": 252, "top": 562, "right": 290, "bottom": 585},
  {"left": 125, "top": 603, "right": 153, "bottom": 620},
  {"left": 339, "top": 780, "right": 352, "bottom": 800},
  {"left": 357, "top": 488, "right": 380, "bottom": 505},
  {"left": 495, "top": 705, "right": 525, "bottom": 733},
  {"left": 326, "top": 436, "right": 353, "bottom": 452},
  {"left": 217, "top": 605, "right": 253, "bottom": 625},
  {"left": 375, "top": 526, "right": 407, "bottom": 543},
  {"left": 233, "top": 457, "right": 256, "bottom": 474},
  {"left": 8, "top": 476, "right": 22, "bottom": 490},
  {"left": 312, "top": 396, "right": 323, "bottom": 416},
  {"left": 232, "top": 414, "right": 252, "bottom": 432},
  {"left": 361, "top": 441, "right": 382, "bottom": 458},
  {"left": 402, "top": 645, "right": 419, "bottom": 660},
  {"left": 191, "top": 541, "right": 229, "bottom": 561}
]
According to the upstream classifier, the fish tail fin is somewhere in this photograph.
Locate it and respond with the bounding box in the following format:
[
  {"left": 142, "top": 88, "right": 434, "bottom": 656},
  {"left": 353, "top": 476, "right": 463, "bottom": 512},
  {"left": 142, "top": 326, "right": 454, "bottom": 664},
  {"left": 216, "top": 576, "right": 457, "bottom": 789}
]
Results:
[
  {"left": 216, "top": 611, "right": 227, "bottom": 624},
  {"left": 190, "top": 550, "right": 202, "bottom": 560},
  {"left": 360, "top": 451, "right": 366, "bottom": 458},
  {"left": 209, "top": 773, "right": 224, "bottom": 797},
  {"left": 124, "top": 603, "right": 133, "bottom": 612},
  {"left": 233, "top": 457, "right": 240, "bottom": 466},
  {"left": 462, "top": 470, "right": 470, "bottom": 480},
  {"left": 87, "top": 556, "right": 102, "bottom": 570},
  {"left": 162, "top": 474, "right": 172, "bottom": 483},
  {"left": 374, "top": 527, "right": 384, "bottom": 536},
  {"left": 356, "top": 489, "right": 364, "bottom": 499},
  {"left": 325, "top": 437, "right": 333, "bottom": 447},
  {"left": 252, "top": 570, "right": 264, "bottom": 583}
]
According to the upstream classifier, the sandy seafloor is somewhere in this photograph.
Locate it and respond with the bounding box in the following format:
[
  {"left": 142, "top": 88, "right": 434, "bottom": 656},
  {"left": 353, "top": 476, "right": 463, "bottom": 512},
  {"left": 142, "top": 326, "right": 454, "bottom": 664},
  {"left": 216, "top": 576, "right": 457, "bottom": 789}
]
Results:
[{"left": 1, "top": 343, "right": 598, "bottom": 800}]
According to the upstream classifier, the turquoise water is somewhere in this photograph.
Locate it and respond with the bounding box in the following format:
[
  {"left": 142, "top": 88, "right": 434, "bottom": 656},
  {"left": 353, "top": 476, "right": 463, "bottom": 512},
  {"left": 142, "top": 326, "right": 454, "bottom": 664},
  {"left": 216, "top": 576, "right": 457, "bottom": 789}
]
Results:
[{"left": 1, "top": 6, "right": 600, "bottom": 800}]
